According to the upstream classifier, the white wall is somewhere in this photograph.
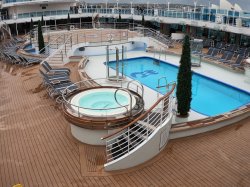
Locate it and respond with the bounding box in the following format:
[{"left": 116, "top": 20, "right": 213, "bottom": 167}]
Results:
[
  {"left": 71, "top": 124, "right": 108, "bottom": 145},
  {"left": 169, "top": 111, "right": 250, "bottom": 139},
  {"left": 72, "top": 41, "right": 146, "bottom": 56},
  {"left": 8, "top": 2, "right": 74, "bottom": 15}
]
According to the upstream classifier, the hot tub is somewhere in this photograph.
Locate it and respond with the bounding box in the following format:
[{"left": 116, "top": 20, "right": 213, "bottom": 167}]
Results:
[
  {"left": 63, "top": 86, "right": 143, "bottom": 145},
  {"left": 70, "top": 88, "right": 136, "bottom": 117}
]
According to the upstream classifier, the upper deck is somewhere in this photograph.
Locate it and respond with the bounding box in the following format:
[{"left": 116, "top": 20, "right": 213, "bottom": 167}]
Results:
[{"left": 1, "top": 5, "right": 250, "bottom": 36}]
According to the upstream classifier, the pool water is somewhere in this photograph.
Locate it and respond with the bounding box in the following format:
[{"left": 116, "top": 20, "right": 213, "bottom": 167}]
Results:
[
  {"left": 24, "top": 44, "right": 37, "bottom": 54},
  {"left": 24, "top": 43, "right": 54, "bottom": 55},
  {"left": 109, "top": 57, "right": 250, "bottom": 116},
  {"left": 79, "top": 91, "right": 129, "bottom": 110}
]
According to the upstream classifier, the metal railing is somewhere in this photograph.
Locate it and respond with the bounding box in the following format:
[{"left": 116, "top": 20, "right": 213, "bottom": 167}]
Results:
[
  {"left": 133, "top": 26, "right": 177, "bottom": 47},
  {"left": 42, "top": 22, "right": 131, "bottom": 32},
  {"left": 41, "top": 25, "right": 133, "bottom": 45},
  {"left": 102, "top": 83, "right": 175, "bottom": 163},
  {"left": 36, "top": 33, "right": 67, "bottom": 57}
]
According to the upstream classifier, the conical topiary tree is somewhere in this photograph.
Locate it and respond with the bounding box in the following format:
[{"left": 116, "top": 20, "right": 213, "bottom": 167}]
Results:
[
  {"left": 29, "top": 18, "right": 34, "bottom": 39},
  {"left": 41, "top": 15, "right": 44, "bottom": 26},
  {"left": 38, "top": 20, "right": 45, "bottom": 53},
  {"left": 176, "top": 35, "right": 192, "bottom": 117},
  {"left": 67, "top": 13, "right": 70, "bottom": 31},
  {"left": 30, "top": 18, "right": 34, "bottom": 31},
  {"left": 118, "top": 13, "right": 121, "bottom": 22},
  {"left": 142, "top": 14, "right": 145, "bottom": 26}
]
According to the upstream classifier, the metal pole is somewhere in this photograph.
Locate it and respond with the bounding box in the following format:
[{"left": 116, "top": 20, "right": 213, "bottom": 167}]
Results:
[
  {"left": 80, "top": 17, "right": 81, "bottom": 29},
  {"left": 122, "top": 45, "right": 124, "bottom": 78},
  {"left": 116, "top": 47, "right": 119, "bottom": 80},
  {"left": 16, "top": 22, "right": 18, "bottom": 36},
  {"left": 106, "top": 46, "right": 109, "bottom": 78}
]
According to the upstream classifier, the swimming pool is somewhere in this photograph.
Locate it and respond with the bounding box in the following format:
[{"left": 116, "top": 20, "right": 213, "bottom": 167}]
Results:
[
  {"left": 24, "top": 43, "right": 54, "bottom": 55},
  {"left": 109, "top": 57, "right": 250, "bottom": 116}
]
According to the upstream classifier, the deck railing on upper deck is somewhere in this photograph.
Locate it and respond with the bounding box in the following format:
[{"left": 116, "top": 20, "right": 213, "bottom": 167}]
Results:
[{"left": 2, "top": 6, "right": 250, "bottom": 29}]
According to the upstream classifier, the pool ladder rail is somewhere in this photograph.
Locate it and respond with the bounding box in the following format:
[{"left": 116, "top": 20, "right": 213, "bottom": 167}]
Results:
[{"left": 156, "top": 77, "right": 168, "bottom": 98}]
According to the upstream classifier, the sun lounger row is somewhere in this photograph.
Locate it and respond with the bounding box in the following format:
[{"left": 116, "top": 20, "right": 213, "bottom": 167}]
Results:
[
  {"left": 200, "top": 47, "right": 246, "bottom": 69},
  {"left": 214, "top": 42, "right": 250, "bottom": 57},
  {"left": 40, "top": 69, "right": 78, "bottom": 99},
  {"left": 39, "top": 62, "right": 77, "bottom": 100},
  {"left": 0, "top": 37, "right": 43, "bottom": 67},
  {"left": 0, "top": 51, "right": 42, "bottom": 66}
]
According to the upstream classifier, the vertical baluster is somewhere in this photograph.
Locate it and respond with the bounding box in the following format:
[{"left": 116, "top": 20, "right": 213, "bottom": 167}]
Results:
[
  {"left": 128, "top": 127, "right": 130, "bottom": 153},
  {"left": 160, "top": 101, "right": 163, "bottom": 125},
  {"left": 147, "top": 113, "right": 149, "bottom": 139}
]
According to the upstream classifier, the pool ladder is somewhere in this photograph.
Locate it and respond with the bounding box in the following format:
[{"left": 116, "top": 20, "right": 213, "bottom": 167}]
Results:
[{"left": 157, "top": 77, "right": 168, "bottom": 98}]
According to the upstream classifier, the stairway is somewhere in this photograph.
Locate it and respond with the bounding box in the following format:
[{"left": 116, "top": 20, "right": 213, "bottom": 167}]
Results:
[
  {"left": 103, "top": 84, "right": 176, "bottom": 171},
  {"left": 110, "top": 121, "right": 153, "bottom": 160},
  {"left": 42, "top": 36, "right": 73, "bottom": 66}
]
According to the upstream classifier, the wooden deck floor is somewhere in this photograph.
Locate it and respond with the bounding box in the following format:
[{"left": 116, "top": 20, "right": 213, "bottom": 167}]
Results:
[{"left": 1, "top": 62, "right": 250, "bottom": 187}]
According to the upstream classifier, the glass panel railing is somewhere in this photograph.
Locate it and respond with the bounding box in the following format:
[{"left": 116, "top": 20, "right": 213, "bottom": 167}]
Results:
[
  {"left": 4, "top": 7, "right": 250, "bottom": 28},
  {"left": 4, "top": 0, "right": 31, "bottom": 3}
]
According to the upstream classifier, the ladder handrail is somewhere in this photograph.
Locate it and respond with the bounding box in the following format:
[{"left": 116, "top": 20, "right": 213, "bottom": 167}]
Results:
[
  {"left": 127, "top": 80, "right": 144, "bottom": 98},
  {"left": 41, "top": 34, "right": 72, "bottom": 64},
  {"left": 114, "top": 88, "right": 133, "bottom": 117}
]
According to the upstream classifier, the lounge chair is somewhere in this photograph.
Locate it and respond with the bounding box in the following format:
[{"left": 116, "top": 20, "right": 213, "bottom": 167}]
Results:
[
  {"left": 9, "top": 54, "right": 21, "bottom": 64},
  {"left": 39, "top": 69, "right": 70, "bottom": 87},
  {"left": 205, "top": 48, "right": 220, "bottom": 59},
  {"left": 235, "top": 47, "right": 247, "bottom": 57},
  {"left": 215, "top": 42, "right": 222, "bottom": 49},
  {"left": 48, "top": 82, "right": 78, "bottom": 97},
  {"left": 201, "top": 47, "right": 214, "bottom": 57},
  {"left": 13, "top": 37, "right": 26, "bottom": 43},
  {"left": 18, "top": 56, "right": 41, "bottom": 66},
  {"left": 219, "top": 52, "right": 234, "bottom": 63},
  {"left": 225, "top": 44, "right": 238, "bottom": 52},
  {"left": 41, "top": 61, "right": 70, "bottom": 75},
  {"left": 214, "top": 50, "right": 228, "bottom": 61},
  {"left": 230, "top": 55, "right": 245, "bottom": 68}
]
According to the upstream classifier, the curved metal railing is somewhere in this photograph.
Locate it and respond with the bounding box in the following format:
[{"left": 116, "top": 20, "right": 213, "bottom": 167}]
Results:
[
  {"left": 102, "top": 83, "right": 176, "bottom": 163},
  {"left": 61, "top": 78, "right": 144, "bottom": 119}
]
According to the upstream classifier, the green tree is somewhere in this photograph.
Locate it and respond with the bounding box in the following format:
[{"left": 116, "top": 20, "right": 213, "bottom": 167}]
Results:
[
  {"left": 118, "top": 13, "right": 121, "bottom": 22},
  {"left": 67, "top": 13, "right": 70, "bottom": 31},
  {"left": 176, "top": 35, "right": 192, "bottom": 116},
  {"left": 30, "top": 18, "right": 34, "bottom": 39},
  {"left": 38, "top": 20, "right": 45, "bottom": 53},
  {"left": 30, "top": 18, "right": 33, "bottom": 31},
  {"left": 142, "top": 14, "right": 145, "bottom": 26},
  {"left": 41, "top": 15, "right": 44, "bottom": 26}
]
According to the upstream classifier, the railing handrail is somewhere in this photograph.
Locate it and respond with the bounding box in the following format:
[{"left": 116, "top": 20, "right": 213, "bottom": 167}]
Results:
[
  {"left": 41, "top": 34, "right": 71, "bottom": 63},
  {"left": 101, "top": 83, "right": 176, "bottom": 140},
  {"left": 38, "top": 33, "right": 65, "bottom": 55}
]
